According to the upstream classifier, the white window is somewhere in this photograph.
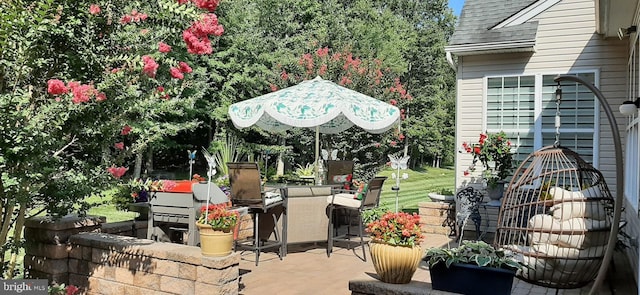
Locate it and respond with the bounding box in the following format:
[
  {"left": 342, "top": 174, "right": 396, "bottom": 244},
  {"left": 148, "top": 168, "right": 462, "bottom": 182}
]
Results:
[{"left": 486, "top": 72, "right": 598, "bottom": 165}]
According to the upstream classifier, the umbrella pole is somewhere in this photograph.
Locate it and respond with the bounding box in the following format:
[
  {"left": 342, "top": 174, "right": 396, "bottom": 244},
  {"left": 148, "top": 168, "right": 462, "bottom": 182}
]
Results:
[{"left": 315, "top": 126, "right": 320, "bottom": 185}]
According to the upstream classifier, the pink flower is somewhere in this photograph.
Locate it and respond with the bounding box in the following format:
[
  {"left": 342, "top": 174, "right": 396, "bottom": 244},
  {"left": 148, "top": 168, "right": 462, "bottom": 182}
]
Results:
[
  {"left": 398, "top": 134, "right": 405, "bottom": 141},
  {"left": 121, "top": 125, "right": 132, "bottom": 135},
  {"left": 170, "top": 67, "right": 184, "bottom": 79},
  {"left": 96, "top": 92, "right": 107, "bottom": 101},
  {"left": 389, "top": 99, "right": 397, "bottom": 106},
  {"left": 110, "top": 68, "right": 120, "bottom": 74},
  {"left": 107, "top": 166, "right": 128, "bottom": 179},
  {"left": 269, "top": 84, "right": 278, "bottom": 92},
  {"left": 316, "top": 47, "right": 329, "bottom": 57},
  {"left": 183, "top": 13, "right": 224, "bottom": 55},
  {"left": 114, "top": 142, "right": 124, "bottom": 150},
  {"left": 374, "top": 142, "right": 381, "bottom": 148},
  {"left": 463, "top": 170, "right": 470, "bottom": 176},
  {"left": 280, "top": 71, "right": 288, "bottom": 80},
  {"left": 121, "top": 15, "right": 132, "bottom": 24},
  {"left": 158, "top": 42, "right": 171, "bottom": 53},
  {"left": 178, "top": 61, "right": 192, "bottom": 73},
  {"left": 142, "top": 55, "right": 158, "bottom": 78},
  {"left": 71, "top": 84, "right": 95, "bottom": 104},
  {"left": 157, "top": 86, "right": 165, "bottom": 93},
  {"left": 47, "top": 79, "right": 68, "bottom": 95},
  {"left": 390, "top": 141, "right": 397, "bottom": 147},
  {"left": 66, "top": 284, "right": 79, "bottom": 295},
  {"left": 89, "top": 4, "right": 101, "bottom": 15},
  {"left": 192, "top": 0, "right": 220, "bottom": 12}
]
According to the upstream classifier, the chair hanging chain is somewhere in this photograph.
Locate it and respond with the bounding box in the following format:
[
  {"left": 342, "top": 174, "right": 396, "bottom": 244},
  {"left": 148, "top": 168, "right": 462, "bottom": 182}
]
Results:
[{"left": 554, "top": 82, "right": 562, "bottom": 147}]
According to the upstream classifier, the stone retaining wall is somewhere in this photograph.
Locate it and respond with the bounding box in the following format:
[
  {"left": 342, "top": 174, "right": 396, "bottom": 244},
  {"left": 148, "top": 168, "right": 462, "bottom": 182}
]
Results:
[
  {"left": 24, "top": 216, "right": 240, "bottom": 295},
  {"left": 418, "top": 202, "right": 455, "bottom": 236}
]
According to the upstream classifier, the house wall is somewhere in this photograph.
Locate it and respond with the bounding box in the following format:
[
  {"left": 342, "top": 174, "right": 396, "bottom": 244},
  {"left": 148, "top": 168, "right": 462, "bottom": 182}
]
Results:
[
  {"left": 456, "top": 0, "right": 627, "bottom": 193},
  {"left": 455, "top": 0, "right": 637, "bottom": 283}
]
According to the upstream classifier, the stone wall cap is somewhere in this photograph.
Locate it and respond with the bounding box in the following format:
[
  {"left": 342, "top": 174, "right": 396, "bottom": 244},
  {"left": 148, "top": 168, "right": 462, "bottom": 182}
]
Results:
[
  {"left": 349, "top": 272, "right": 456, "bottom": 295},
  {"left": 25, "top": 215, "right": 106, "bottom": 230},
  {"left": 70, "top": 232, "right": 241, "bottom": 265}
]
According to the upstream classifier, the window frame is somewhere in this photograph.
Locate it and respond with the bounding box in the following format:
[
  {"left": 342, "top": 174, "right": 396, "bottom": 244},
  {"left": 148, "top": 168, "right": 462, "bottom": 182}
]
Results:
[{"left": 482, "top": 70, "right": 600, "bottom": 168}]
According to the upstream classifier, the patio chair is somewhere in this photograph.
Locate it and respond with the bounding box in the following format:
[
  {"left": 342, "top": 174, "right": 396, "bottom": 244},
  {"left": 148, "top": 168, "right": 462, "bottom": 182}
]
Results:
[
  {"left": 326, "top": 176, "right": 387, "bottom": 261},
  {"left": 227, "top": 162, "right": 286, "bottom": 266},
  {"left": 455, "top": 186, "right": 483, "bottom": 242},
  {"left": 325, "top": 160, "right": 355, "bottom": 186}
]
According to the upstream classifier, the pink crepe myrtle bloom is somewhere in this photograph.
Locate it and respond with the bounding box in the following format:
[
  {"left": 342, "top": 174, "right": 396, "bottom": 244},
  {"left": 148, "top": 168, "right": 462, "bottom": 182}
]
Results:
[
  {"left": 66, "top": 284, "right": 79, "bottom": 295},
  {"left": 89, "top": 4, "right": 100, "bottom": 15},
  {"left": 96, "top": 92, "right": 107, "bottom": 101},
  {"left": 170, "top": 67, "right": 184, "bottom": 79},
  {"left": 121, "top": 125, "right": 132, "bottom": 135},
  {"left": 47, "top": 79, "right": 68, "bottom": 95},
  {"left": 114, "top": 142, "right": 124, "bottom": 150},
  {"left": 107, "top": 166, "right": 128, "bottom": 179},
  {"left": 178, "top": 61, "right": 192, "bottom": 73},
  {"left": 142, "top": 55, "right": 159, "bottom": 78},
  {"left": 158, "top": 42, "right": 171, "bottom": 53}
]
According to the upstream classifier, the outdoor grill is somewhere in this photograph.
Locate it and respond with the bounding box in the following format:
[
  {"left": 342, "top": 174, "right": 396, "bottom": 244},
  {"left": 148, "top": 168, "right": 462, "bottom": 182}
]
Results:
[{"left": 147, "top": 182, "right": 236, "bottom": 246}]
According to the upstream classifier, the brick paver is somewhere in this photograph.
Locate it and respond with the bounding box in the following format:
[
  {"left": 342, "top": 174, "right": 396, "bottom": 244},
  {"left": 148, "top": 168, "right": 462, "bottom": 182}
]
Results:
[{"left": 238, "top": 233, "right": 635, "bottom": 295}]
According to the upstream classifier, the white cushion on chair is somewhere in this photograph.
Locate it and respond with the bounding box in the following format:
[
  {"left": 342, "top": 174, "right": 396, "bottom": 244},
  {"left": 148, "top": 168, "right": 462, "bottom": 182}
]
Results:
[
  {"left": 327, "top": 194, "right": 361, "bottom": 208},
  {"left": 264, "top": 191, "right": 283, "bottom": 206}
]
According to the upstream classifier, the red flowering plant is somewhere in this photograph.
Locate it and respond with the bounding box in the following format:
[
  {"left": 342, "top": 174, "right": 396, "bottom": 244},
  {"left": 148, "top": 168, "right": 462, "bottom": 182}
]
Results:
[
  {"left": 365, "top": 211, "right": 424, "bottom": 247},
  {"left": 197, "top": 203, "right": 239, "bottom": 230},
  {"left": 269, "top": 46, "right": 413, "bottom": 173},
  {"left": 461, "top": 131, "right": 514, "bottom": 189}
]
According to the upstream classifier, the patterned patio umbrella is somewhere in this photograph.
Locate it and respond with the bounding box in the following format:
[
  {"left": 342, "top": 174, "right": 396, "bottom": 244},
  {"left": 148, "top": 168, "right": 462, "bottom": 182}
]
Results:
[{"left": 228, "top": 76, "right": 401, "bottom": 182}]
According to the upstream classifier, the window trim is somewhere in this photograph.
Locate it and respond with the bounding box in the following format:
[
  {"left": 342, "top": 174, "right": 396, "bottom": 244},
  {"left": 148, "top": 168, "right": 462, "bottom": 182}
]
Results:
[{"left": 482, "top": 70, "right": 601, "bottom": 168}]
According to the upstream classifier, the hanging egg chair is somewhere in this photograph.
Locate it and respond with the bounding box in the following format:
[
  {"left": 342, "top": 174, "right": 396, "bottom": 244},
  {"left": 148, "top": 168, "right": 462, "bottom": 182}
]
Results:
[
  {"left": 494, "top": 75, "right": 623, "bottom": 292},
  {"left": 495, "top": 146, "right": 614, "bottom": 289}
]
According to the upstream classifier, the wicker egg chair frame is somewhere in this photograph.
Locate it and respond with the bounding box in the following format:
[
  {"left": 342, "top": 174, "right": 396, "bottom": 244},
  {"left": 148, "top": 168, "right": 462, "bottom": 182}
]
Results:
[
  {"left": 493, "top": 75, "right": 623, "bottom": 294},
  {"left": 495, "top": 145, "right": 614, "bottom": 289}
]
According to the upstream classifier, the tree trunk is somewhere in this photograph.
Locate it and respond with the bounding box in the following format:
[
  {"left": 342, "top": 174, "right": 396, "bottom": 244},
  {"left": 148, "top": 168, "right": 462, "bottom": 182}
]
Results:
[
  {"left": 134, "top": 152, "right": 143, "bottom": 178},
  {"left": 5, "top": 204, "right": 26, "bottom": 279},
  {"left": 146, "top": 147, "right": 154, "bottom": 174}
]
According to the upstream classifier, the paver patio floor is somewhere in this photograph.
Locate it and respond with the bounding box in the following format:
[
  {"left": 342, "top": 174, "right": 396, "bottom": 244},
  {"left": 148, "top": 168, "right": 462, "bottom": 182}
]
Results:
[{"left": 237, "top": 233, "right": 636, "bottom": 295}]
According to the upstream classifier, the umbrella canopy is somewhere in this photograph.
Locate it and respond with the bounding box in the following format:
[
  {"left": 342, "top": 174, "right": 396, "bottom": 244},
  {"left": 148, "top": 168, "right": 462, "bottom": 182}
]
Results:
[{"left": 228, "top": 76, "right": 401, "bottom": 182}]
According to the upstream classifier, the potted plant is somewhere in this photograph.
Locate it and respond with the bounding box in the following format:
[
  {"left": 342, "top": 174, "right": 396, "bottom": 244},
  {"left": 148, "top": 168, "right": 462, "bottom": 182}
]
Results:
[
  {"left": 365, "top": 210, "right": 424, "bottom": 284},
  {"left": 424, "top": 240, "right": 523, "bottom": 295},
  {"left": 427, "top": 188, "right": 455, "bottom": 202},
  {"left": 295, "top": 163, "right": 316, "bottom": 182},
  {"left": 461, "top": 131, "right": 515, "bottom": 201},
  {"left": 195, "top": 203, "right": 239, "bottom": 257}
]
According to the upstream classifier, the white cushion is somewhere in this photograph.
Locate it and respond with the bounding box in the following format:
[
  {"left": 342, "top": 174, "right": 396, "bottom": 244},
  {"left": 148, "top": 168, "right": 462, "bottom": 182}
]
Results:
[
  {"left": 327, "top": 193, "right": 361, "bottom": 208},
  {"left": 264, "top": 191, "right": 283, "bottom": 206}
]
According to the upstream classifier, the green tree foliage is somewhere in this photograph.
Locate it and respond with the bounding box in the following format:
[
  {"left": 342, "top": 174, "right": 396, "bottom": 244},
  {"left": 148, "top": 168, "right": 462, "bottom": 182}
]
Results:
[
  {"left": 212, "top": 0, "right": 456, "bottom": 169},
  {"left": 0, "top": 0, "right": 224, "bottom": 277}
]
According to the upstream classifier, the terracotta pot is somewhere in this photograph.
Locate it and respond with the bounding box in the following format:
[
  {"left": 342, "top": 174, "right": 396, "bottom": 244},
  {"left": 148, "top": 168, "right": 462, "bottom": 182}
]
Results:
[
  {"left": 196, "top": 223, "right": 234, "bottom": 257},
  {"left": 369, "top": 242, "right": 422, "bottom": 284}
]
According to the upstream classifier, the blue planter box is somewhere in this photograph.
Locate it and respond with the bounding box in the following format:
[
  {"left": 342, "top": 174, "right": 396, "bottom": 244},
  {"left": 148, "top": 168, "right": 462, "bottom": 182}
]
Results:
[{"left": 429, "top": 262, "right": 516, "bottom": 295}]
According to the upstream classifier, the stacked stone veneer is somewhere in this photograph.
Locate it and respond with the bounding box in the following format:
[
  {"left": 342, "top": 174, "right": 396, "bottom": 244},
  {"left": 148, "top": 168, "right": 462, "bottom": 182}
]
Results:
[
  {"left": 24, "top": 215, "right": 105, "bottom": 284},
  {"left": 24, "top": 216, "right": 240, "bottom": 295},
  {"left": 418, "top": 202, "right": 455, "bottom": 236}
]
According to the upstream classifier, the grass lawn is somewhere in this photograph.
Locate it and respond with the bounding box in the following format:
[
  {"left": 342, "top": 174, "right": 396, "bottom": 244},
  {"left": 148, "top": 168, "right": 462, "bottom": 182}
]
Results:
[
  {"left": 377, "top": 166, "right": 455, "bottom": 211},
  {"left": 83, "top": 166, "right": 456, "bottom": 221}
]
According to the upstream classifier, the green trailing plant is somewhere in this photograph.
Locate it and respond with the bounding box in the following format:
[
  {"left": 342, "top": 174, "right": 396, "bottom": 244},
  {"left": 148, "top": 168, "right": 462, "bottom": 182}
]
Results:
[{"left": 424, "top": 240, "right": 523, "bottom": 271}]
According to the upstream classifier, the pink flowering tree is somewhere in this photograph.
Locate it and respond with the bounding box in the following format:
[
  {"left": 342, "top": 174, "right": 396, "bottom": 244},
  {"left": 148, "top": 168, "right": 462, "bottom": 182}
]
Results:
[
  {"left": 0, "top": 0, "right": 224, "bottom": 278},
  {"left": 268, "top": 46, "right": 413, "bottom": 177}
]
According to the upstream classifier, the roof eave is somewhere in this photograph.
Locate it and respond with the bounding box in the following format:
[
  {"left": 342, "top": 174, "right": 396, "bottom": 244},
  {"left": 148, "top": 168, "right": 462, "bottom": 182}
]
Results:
[{"left": 445, "top": 40, "right": 536, "bottom": 56}]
